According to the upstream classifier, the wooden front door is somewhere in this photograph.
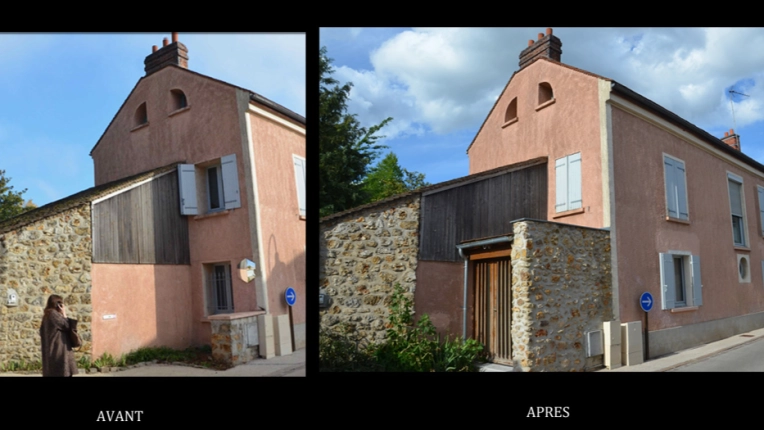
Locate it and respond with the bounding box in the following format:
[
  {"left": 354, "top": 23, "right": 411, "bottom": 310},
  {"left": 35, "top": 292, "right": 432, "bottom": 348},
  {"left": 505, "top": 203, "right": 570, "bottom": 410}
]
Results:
[{"left": 474, "top": 257, "right": 512, "bottom": 364}]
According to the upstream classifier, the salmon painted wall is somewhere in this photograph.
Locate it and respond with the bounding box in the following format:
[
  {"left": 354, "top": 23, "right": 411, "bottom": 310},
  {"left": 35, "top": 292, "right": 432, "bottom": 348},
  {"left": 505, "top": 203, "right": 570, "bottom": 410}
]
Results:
[
  {"left": 90, "top": 66, "right": 258, "bottom": 346},
  {"left": 92, "top": 66, "right": 244, "bottom": 186},
  {"left": 415, "top": 261, "right": 465, "bottom": 337},
  {"left": 468, "top": 59, "right": 605, "bottom": 228},
  {"left": 611, "top": 106, "right": 764, "bottom": 328},
  {"left": 248, "top": 109, "right": 306, "bottom": 328},
  {"left": 91, "top": 264, "right": 193, "bottom": 357}
]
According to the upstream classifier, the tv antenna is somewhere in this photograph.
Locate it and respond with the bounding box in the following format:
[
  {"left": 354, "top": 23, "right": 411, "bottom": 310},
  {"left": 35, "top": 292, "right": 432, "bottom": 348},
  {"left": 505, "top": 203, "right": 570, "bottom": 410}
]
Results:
[{"left": 729, "top": 89, "right": 750, "bottom": 132}]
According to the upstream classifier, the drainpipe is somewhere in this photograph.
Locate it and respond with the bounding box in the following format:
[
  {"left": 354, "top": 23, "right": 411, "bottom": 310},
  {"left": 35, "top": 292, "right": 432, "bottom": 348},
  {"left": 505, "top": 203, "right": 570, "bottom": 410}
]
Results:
[{"left": 455, "top": 236, "right": 512, "bottom": 340}]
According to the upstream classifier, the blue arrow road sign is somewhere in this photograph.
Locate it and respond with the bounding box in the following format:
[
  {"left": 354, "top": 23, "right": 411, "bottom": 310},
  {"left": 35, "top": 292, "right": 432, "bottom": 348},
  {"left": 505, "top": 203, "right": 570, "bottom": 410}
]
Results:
[
  {"left": 640, "top": 292, "right": 653, "bottom": 312},
  {"left": 285, "top": 287, "right": 296, "bottom": 307}
]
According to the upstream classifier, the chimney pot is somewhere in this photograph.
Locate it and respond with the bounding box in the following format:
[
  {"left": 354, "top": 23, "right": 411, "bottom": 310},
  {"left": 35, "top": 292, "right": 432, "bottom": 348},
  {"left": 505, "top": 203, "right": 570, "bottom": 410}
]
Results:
[
  {"left": 528, "top": 39, "right": 534, "bottom": 47},
  {"left": 546, "top": 28, "right": 553, "bottom": 36},
  {"left": 730, "top": 128, "right": 735, "bottom": 135},
  {"left": 163, "top": 38, "right": 169, "bottom": 47},
  {"left": 172, "top": 32, "right": 178, "bottom": 43},
  {"left": 725, "top": 132, "right": 729, "bottom": 137},
  {"left": 538, "top": 33, "right": 544, "bottom": 41},
  {"left": 152, "top": 45, "right": 158, "bottom": 53}
]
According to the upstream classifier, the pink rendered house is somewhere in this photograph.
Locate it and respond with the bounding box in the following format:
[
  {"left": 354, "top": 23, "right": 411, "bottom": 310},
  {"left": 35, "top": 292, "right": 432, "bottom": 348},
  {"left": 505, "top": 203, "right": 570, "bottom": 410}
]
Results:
[
  {"left": 85, "top": 33, "right": 306, "bottom": 363},
  {"left": 468, "top": 28, "right": 764, "bottom": 365}
]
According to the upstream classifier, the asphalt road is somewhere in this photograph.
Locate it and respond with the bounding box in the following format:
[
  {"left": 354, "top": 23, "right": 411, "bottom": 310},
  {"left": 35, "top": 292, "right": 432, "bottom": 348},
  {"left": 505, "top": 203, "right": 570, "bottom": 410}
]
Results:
[{"left": 668, "top": 336, "right": 764, "bottom": 372}]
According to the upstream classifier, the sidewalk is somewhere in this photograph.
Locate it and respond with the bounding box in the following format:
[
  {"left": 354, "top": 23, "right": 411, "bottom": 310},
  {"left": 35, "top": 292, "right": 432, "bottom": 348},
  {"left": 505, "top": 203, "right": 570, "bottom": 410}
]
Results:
[
  {"left": 0, "top": 347, "right": 305, "bottom": 377},
  {"left": 599, "top": 327, "right": 764, "bottom": 372}
]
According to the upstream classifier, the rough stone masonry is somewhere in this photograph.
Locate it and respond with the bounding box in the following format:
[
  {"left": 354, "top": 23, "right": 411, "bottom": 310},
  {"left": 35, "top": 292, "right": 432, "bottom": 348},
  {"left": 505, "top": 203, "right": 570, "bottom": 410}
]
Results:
[
  {"left": 0, "top": 205, "right": 93, "bottom": 367},
  {"left": 319, "top": 196, "right": 420, "bottom": 345}
]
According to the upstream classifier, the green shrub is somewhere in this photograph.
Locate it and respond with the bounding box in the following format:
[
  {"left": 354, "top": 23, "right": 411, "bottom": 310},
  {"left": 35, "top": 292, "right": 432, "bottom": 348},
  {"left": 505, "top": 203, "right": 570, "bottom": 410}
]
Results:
[
  {"left": 319, "top": 324, "right": 378, "bottom": 372},
  {"left": 320, "top": 283, "right": 485, "bottom": 372}
]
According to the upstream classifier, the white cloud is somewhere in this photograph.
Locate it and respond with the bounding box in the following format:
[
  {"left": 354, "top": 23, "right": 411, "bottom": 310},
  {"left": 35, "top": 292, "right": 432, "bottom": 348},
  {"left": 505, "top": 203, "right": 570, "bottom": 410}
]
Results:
[{"left": 333, "top": 28, "right": 764, "bottom": 148}]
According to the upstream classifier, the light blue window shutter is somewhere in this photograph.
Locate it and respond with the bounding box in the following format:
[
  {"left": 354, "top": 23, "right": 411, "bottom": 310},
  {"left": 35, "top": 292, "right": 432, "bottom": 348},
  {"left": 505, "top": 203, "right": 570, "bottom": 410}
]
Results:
[
  {"left": 178, "top": 164, "right": 198, "bottom": 215},
  {"left": 675, "top": 160, "right": 688, "bottom": 220},
  {"left": 691, "top": 255, "right": 702, "bottom": 306},
  {"left": 555, "top": 157, "right": 568, "bottom": 212},
  {"left": 568, "top": 153, "right": 582, "bottom": 210},
  {"left": 293, "top": 155, "right": 306, "bottom": 217},
  {"left": 659, "top": 253, "right": 676, "bottom": 310},
  {"left": 664, "top": 156, "right": 678, "bottom": 218},
  {"left": 221, "top": 154, "right": 241, "bottom": 210},
  {"left": 758, "top": 186, "right": 764, "bottom": 236}
]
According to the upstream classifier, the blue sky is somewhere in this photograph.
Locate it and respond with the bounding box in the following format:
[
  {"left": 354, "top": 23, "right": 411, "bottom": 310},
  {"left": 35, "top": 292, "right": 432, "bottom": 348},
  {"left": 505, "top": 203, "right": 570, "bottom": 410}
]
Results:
[
  {"left": 319, "top": 28, "right": 764, "bottom": 186},
  {"left": 0, "top": 33, "right": 305, "bottom": 208}
]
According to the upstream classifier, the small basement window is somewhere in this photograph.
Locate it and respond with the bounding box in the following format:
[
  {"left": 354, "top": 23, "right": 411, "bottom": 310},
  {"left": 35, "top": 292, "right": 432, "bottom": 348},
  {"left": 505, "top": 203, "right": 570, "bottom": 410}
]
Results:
[
  {"left": 171, "top": 89, "right": 187, "bottom": 111},
  {"left": 538, "top": 82, "right": 554, "bottom": 105},
  {"left": 504, "top": 97, "right": 518, "bottom": 123},
  {"left": 134, "top": 102, "right": 148, "bottom": 127}
]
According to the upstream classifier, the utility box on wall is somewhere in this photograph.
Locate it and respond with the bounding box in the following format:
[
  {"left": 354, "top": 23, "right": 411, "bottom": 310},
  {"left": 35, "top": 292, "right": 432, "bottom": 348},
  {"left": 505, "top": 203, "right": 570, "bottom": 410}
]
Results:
[{"left": 6, "top": 288, "right": 18, "bottom": 307}]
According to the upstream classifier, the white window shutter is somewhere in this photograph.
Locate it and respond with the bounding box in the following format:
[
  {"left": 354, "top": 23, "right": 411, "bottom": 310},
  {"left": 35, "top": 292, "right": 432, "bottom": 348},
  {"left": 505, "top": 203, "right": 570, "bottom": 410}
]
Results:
[
  {"left": 293, "top": 155, "right": 306, "bottom": 217},
  {"left": 555, "top": 157, "right": 568, "bottom": 212},
  {"left": 178, "top": 164, "right": 198, "bottom": 215},
  {"left": 659, "top": 253, "right": 676, "bottom": 310},
  {"left": 691, "top": 255, "right": 702, "bottom": 306},
  {"left": 568, "top": 153, "right": 582, "bottom": 210},
  {"left": 221, "top": 154, "right": 241, "bottom": 210},
  {"left": 758, "top": 186, "right": 764, "bottom": 236},
  {"left": 664, "top": 157, "right": 678, "bottom": 218},
  {"left": 675, "top": 160, "right": 688, "bottom": 220}
]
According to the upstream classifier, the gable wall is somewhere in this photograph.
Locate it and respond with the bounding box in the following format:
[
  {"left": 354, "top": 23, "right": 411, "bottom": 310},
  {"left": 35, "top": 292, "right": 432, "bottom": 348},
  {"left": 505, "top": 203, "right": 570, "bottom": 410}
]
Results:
[{"left": 468, "top": 60, "right": 605, "bottom": 228}]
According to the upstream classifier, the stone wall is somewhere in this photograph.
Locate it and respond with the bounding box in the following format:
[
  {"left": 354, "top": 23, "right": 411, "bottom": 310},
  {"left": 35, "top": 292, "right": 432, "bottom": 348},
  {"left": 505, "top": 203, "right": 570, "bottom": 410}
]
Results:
[
  {"left": 319, "top": 196, "right": 420, "bottom": 345},
  {"left": 209, "top": 312, "right": 261, "bottom": 366},
  {"left": 510, "top": 220, "right": 612, "bottom": 372},
  {"left": 0, "top": 204, "right": 93, "bottom": 367}
]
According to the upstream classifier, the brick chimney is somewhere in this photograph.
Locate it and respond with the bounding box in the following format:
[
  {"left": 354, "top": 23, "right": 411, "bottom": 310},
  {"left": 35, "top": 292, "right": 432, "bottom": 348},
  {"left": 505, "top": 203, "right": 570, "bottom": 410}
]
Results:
[
  {"left": 519, "top": 28, "right": 562, "bottom": 69},
  {"left": 721, "top": 128, "right": 741, "bottom": 151},
  {"left": 144, "top": 32, "right": 188, "bottom": 76}
]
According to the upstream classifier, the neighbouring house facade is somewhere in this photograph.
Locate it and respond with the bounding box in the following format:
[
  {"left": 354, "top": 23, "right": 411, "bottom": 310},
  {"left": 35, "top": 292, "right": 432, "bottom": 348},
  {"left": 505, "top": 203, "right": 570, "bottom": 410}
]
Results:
[
  {"left": 320, "top": 28, "right": 764, "bottom": 371},
  {"left": 1, "top": 33, "right": 305, "bottom": 368}
]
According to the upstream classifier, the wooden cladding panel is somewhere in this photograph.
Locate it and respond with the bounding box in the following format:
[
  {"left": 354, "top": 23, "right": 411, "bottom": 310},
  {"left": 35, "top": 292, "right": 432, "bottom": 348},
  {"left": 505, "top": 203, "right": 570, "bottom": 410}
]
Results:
[
  {"left": 93, "top": 171, "right": 189, "bottom": 265},
  {"left": 420, "top": 163, "right": 547, "bottom": 262}
]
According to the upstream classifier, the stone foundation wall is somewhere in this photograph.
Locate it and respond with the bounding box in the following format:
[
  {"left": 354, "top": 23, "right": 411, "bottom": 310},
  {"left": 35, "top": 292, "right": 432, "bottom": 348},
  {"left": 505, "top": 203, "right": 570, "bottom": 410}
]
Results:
[
  {"left": 319, "top": 196, "right": 420, "bottom": 345},
  {"left": 510, "top": 220, "right": 612, "bottom": 372},
  {"left": 210, "top": 312, "right": 260, "bottom": 366},
  {"left": 0, "top": 205, "right": 93, "bottom": 367}
]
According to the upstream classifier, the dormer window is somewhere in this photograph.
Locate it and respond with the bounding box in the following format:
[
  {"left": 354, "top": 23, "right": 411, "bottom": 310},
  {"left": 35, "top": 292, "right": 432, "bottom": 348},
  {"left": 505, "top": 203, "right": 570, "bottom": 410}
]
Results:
[
  {"left": 134, "top": 102, "right": 148, "bottom": 127},
  {"left": 538, "top": 82, "right": 553, "bottom": 105},
  {"left": 171, "top": 89, "right": 187, "bottom": 111},
  {"left": 504, "top": 97, "right": 518, "bottom": 124}
]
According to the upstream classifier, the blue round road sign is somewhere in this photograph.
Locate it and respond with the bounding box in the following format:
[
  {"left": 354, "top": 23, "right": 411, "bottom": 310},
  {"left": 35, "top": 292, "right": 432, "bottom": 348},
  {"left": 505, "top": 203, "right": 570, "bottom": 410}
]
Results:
[
  {"left": 285, "top": 287, "right": 296, "bottom": 307},
  {"left": 640, "top": 292, "right": 654, "bottom": 312}
]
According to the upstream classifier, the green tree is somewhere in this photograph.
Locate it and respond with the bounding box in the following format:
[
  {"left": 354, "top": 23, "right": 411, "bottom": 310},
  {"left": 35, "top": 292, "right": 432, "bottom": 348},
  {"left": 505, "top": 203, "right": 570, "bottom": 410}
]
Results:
[
  {"left": 0, "top": 170, "right": 31, "bottom": 221},
  {"left": 319, "top": 46, "right": 392, "bottom": 217},
  {"left": 362, "top": 152, "right": 430, "bottom": 203}
]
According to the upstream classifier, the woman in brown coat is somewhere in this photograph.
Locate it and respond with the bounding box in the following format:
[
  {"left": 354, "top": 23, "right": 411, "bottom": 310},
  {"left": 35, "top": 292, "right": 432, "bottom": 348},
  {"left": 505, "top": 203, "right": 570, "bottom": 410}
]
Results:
[{"left": 40, "top": 295, "right": 78, "bottom": 377}]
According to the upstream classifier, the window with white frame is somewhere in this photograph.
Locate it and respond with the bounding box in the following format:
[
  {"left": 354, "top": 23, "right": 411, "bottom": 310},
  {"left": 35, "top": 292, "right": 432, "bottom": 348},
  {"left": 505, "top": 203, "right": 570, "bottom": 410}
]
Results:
[
  {"left": 757, "top": 185, "right": 764, "bottom": 236},
  {"left": 293, "top": 154, "right": 306, "bottom": 218},
  {"left": 663, "top": 155, "right": 689, "bottom": 220},
  {"left": 659, "top": 252, "right": 702, "bottom": 309},
  {"left": 205, "top": 263, "right": 233, "bottom": 315},
  {"left": 178, "top": 154, "right": 241, "bottom": 215},
  {"left": 728, "top": 173, "right": 746, "bottom": 246},
  {"left": 555, "top": 152, "right": 582, "bottom": 213}
]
